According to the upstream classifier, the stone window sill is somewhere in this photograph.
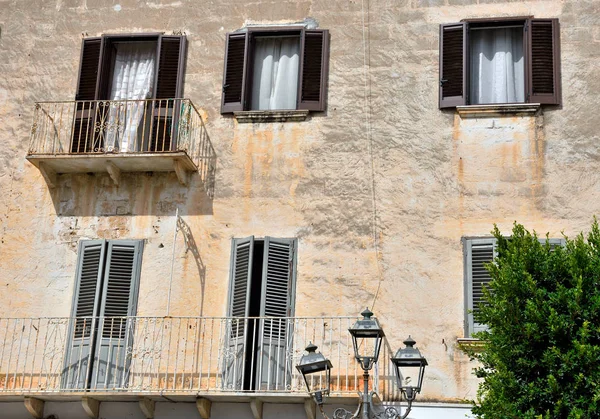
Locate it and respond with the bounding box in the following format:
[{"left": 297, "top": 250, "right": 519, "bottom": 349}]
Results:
[
  {"left": 456, "top": 103, "right": 540, "bottom": 118},
  {"left": 234, "top": 109, "right": 309, "bottom": 123}
]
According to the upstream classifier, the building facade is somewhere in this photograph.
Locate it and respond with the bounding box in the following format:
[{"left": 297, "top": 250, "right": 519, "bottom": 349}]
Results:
[{"left": 0, "top": 0, "right": 598, "bottom": 418}]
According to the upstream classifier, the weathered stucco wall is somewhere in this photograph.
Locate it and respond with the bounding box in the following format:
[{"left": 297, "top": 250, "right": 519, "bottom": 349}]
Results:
[{"left": 1, "top": 0, "right": 600, "bottom": 403}]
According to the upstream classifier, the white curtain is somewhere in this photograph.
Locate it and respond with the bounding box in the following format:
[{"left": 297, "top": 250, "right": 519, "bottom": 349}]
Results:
[
  {"left": 251, "top": 37, "right": 300, "bottom": 111},
  {"left": 107, "top": 42, "right": 156, "bottom": 152},
  {"left": 470, "top": 27, "right": 524, "bottom": 104}
]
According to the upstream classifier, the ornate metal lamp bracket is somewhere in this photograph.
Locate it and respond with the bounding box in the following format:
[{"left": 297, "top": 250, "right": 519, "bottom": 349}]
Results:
[{"left": 316, "top": 392, "right": 413, "bottom": 419}]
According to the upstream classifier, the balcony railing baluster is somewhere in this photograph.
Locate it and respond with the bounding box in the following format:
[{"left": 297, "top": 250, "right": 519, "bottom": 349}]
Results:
[
  {"left": 0, "top": 316, "right": 396, "bottom": 398},
  {"left": 27, "top": 99, "right": 216, "bottom": 196}
]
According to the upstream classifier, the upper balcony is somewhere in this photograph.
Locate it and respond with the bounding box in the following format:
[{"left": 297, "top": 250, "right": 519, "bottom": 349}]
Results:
[
  {"left": 26, "top": 99, "right": 216, "bottom": 189},
  {"left": 0, "top": 316, "right": 398, "bottom": 405}
]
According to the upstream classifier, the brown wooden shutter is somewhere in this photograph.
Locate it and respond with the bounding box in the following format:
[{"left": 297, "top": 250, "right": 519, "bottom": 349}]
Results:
[
  {"left": 148, "top": 35, "right": 187, "bottom": 152},
  {"left": 96, "top": 38, "right": 117, "bottom": 101},
  {"left": 221, "top": 32, "right": 249, "bottom": 113},
  {"left": 439, "top": 23, "right": 467, "bottom": 109},
  {"left": 297, "top": 29, "right": 329, "bottom": 111},
  {"left": 155, "top": 35, "right": 187, "bottom": 99},
  {"left": 72, "top": 38, "right": 104, "bottom": 153},
  {"left": 527, "top": 18, "right": 561, "bottom": 105},
  {"left": 75, "top": 38, "right": 102, "bottom": 101}
]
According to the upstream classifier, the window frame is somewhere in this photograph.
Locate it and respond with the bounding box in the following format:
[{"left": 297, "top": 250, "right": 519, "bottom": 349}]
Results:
[
  {"left": 462, "top": 236, "right": 565, "bottom": 338},
  {"left": 226, "top": 236, "right": 298, "bottom": 319},
  {"left": 75, "top": 33, "right": 187, "bottom": 102},
  {"left": 246, "top": 27, "right": 303, "bottom": 112},
  {"left": 221, "top": 27, "right": 330, "bottom": 114},
  {"left": 439, "top": 17, "right": 561, "bottom": 109}
]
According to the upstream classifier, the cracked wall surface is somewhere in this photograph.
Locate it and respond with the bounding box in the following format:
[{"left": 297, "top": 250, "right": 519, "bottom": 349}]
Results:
[{"left": 1, "top": 0, "right": 600, "bottom": 404}]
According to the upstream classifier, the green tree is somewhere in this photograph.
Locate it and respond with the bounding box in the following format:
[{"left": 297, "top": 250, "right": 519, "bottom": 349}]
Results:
[{"left": 469, "top": 220, "right": 600, "bottom": 419}]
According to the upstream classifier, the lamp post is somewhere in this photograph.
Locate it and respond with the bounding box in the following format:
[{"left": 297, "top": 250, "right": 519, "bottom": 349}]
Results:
[{"left": 296, "top": 309, "right": 428, "bottom": 419}]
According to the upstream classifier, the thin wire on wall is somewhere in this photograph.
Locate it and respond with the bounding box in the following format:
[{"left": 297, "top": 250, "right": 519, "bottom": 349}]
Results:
[{"left": 360, "top": 0, "right": 385, "bottom": 311}]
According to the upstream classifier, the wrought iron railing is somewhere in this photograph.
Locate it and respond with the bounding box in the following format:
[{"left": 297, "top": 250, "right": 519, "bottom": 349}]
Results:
[
  {"left": 27, "top": 99, "right": 216, "bottom": 191},
  {"left": 0, "top": 316, "right": 398, "bottom": 398}
]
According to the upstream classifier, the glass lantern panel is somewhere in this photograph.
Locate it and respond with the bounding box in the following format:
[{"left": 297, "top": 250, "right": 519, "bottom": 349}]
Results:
[
  {"left": 396, "top": 365, "right": 422, "bottom": 390},
  {"left": 352, "top": 335, "right": 382, "bottom": 360}
]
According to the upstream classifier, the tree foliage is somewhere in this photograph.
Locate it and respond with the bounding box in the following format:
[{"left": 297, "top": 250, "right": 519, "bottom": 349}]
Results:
[{"left": 470, "top": 220, "right": 600, "bottom": 419}]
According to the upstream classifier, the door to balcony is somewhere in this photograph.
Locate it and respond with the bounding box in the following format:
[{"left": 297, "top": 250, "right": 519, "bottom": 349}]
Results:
[
  {"left": 62, "top": 240, "right": 143, "bottom": 390},
  {"left": 222, "top": 237, "right": 297, "bottom": 392},
  {"left": 70, "top": 98, "right": 180, "bottom": 155}
]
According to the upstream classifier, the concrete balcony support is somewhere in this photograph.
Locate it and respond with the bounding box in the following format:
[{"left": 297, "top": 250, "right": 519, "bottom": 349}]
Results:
[
  {"left": 196, "top": 397, "right": 212, "bottom": 419},
  {"left": 139, "top": 397, "right": 155, "bottom": 419},
  {"left": 82, "top": 397, "right": 100, "bottom": 419},
  {"left": 23, "top": 397, "right": 44, "bottom": 419},
  {"left": 250, "top": 399, "right": 263, "bottom": 419}
]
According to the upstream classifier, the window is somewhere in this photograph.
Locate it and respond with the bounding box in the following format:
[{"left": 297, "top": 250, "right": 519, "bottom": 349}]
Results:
[
  {"left": 463, "top": 237, "right": 564, "bottom": 337},
  {"left": 221, "top": 28, "right": 329, "bottom": 113},
  {"left": 73, "top": 34, "right": 186, "bottom": 153},
  {"left": 440, "top": 18, "right": 561, "bottom": 108},
  {"left": 223, "top": 236, "right": 298, "bottom": 391},
  {"left": 63, "top": 239, "right": 144, "bottom": 390}
]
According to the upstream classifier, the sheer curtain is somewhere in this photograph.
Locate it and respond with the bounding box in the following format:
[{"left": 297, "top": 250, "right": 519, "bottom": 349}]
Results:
[
  {"left": 251, "top": 36, "right": 300, "bottom": 110},
  {"left": 107, "top": 42, "right": 156, "bottom": 152},
  {"left": 470, "top": 27, "right": 524, "bottom": 104}
]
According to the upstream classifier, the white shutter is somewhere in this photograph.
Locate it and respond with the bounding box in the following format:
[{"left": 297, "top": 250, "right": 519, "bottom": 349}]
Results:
[
  {"left": 257, "top": 237, "right": 297, "bottom": 390},
  {"left": 63, "top": 240, "right": 106, "bottom": 389},
  {"left": 92, "top": 240, "right": 143, "bottom": 389},
  {"left": 465, "top": 238, "right": 495, "bottom": 336},
  {"left": 222, "top": 236, "right": 254, "bottom": 390},
  {"left": 464, "top": 237, "right": 565, "bottom": 337}
]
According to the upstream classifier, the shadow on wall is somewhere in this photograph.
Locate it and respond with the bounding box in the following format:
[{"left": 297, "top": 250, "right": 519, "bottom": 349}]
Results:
[
  {"left": 177, "top": 215, "right": 207, "bottom": 317},
  {"left": 48, "top": 169, "right": 216, "bottom": 217}
]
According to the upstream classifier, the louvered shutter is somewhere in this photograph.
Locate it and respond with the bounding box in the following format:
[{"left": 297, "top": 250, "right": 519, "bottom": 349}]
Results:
[
  {"left": 72, "top": 38, "right": 103, "bottom": 153},
  {"left": 155, "top": 35, "right": 186, "bottom": 99},
  {"left": 228, "top": 237, "right": 255, "bottom": 318},
  {"left": 465, "top": 239, "right": 495, "bottom": 336},
  {"left": 222, "top": 236, "right": 254, "bottom": 390},
  {"left": 546, "top": 238, "right": 565, "bottom": 249},
  {"left": 75, "top": 38, "right": 102, "bottom": 101},
  {"left": 221, "top": 32, "right": 249, "bottom": 113},
  {"left": 439, "top": 23, "right": 467, "bottom": 109},
  {"left": 257, "top": 237, "right": 297, "bottom": 390},
  {"left": 63, "top": 240, "right": 106, "bottom": 389},
  {"left": 92, "top": 240, "right": 143, "bottom": 389},
  {"left": 149, "top": 35, "right": 187, "bottom": 152},
  {"left": 297, "top": 30, "right": 329, "bottom": 111},
  {"left": 527, "top": 19, "right": 561, "bottom": 105}
]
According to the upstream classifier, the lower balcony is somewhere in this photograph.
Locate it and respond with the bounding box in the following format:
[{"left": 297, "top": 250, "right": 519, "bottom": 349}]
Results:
[
  {"left": 0, "top": 316, "right": 398, "bottom": 404},
  {"left": 26, "top": 99, "right": 216, "bottom": 189}
]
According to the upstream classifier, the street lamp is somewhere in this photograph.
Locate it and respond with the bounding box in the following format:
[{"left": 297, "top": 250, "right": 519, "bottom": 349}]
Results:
[
  {"left": 391, "top": 336, "right": 428, "bottom": 403},
  {"left": 348, "top": 308, "right": 385, "bottom": 371},
  {"left": 296, "top": 342, "right": 333, "bottom": 405},
  {"left": 296, "top": 309, "right": 428, "bottom": 419}
]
